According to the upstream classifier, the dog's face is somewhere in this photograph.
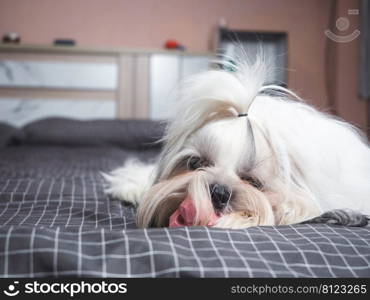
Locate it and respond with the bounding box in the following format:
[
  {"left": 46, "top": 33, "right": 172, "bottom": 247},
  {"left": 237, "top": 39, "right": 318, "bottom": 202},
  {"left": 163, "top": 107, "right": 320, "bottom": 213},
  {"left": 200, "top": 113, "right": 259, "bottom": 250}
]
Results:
[
  {"left": 164, "top": 118, "right": 276, "bottom": 227},
  {"left": 137, "top": 114, "right": 319, "bottom": 229}
]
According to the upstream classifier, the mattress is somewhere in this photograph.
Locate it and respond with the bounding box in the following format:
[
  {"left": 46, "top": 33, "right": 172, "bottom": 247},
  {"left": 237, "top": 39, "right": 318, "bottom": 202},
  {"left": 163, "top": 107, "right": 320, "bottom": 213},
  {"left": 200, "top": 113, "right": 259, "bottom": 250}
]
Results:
[{"left": 0, "top": 118, "right": 369, "bottom": 278}]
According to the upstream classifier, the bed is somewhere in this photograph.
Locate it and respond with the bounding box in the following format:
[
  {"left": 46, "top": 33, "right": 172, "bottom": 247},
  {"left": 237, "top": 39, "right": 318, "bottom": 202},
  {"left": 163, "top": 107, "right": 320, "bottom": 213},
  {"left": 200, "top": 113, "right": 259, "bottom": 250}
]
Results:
[{"left": 0, "top": 118, "right": 369, "bottom": 278}]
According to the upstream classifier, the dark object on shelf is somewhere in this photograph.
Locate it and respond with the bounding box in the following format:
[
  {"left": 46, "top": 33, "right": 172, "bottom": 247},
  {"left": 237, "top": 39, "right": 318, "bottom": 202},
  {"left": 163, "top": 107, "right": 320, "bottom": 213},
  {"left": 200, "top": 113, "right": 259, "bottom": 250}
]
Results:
[
  {"left": 2, "top": 32, "right": 20, "bottom": 44},
  {"left": 54, "top": 39, "right": 76, "bottom": 46}
]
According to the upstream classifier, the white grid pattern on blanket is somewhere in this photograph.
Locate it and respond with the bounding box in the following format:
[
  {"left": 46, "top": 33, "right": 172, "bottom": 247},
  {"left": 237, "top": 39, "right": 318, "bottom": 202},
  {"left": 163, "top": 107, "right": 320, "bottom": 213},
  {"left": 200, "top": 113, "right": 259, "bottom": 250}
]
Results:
[
  {"left": 0, "top": 147, "right": 369, "bottom": 278},
  {"left": 0, "top": 225, "right": 369, "bottom": 277}
]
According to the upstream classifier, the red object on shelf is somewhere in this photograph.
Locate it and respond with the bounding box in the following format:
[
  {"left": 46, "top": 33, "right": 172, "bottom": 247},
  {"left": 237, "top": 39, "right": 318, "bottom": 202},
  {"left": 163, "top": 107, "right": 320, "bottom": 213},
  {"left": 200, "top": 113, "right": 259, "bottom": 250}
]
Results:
[
  {"left": 164, "top": 39, "right": 186, "bottom": 51},
  {"left": 165, "top": 39, "right": 179, "bottom": 49}
]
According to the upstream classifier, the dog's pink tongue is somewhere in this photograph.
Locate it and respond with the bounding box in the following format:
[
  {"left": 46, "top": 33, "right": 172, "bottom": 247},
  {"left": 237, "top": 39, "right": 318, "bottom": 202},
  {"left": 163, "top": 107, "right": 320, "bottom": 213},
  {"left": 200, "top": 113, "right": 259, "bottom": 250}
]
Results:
[{"left": 169, "top": 195, "right": 219, "bottom": 227}]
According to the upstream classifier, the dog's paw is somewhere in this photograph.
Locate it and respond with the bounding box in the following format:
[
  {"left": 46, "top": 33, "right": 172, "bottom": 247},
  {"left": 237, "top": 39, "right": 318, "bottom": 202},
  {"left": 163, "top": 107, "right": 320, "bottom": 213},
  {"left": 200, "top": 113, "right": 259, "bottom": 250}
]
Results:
[{"left": 102, "top": 160, "right": 155, "bottom": 206}]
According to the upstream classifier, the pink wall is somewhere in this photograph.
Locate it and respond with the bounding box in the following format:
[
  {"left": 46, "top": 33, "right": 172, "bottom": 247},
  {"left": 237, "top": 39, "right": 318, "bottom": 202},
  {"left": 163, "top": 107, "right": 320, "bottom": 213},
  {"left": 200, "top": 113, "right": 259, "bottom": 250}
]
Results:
[{"left": 0, "top": 0, "right": 367, "bottom": 132}]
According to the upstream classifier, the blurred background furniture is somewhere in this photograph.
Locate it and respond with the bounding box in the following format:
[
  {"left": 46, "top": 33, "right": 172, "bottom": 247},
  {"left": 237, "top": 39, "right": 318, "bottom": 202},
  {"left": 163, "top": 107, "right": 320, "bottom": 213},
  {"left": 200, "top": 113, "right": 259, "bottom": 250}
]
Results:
[{"left": 0, "top": 44, "right": 212, "bottom": 125}]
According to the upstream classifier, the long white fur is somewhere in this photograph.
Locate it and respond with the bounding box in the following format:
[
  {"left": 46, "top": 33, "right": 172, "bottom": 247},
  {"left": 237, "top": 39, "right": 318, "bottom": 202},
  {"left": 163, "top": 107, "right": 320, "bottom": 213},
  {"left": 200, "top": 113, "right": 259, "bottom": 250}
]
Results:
[{"left": 106, "top": 52, "right": 370, "bottom": 228}]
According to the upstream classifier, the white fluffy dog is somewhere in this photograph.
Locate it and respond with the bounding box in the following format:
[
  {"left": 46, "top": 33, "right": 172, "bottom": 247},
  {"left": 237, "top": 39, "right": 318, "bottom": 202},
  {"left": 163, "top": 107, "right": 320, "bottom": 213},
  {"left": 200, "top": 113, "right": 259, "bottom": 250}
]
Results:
[{"left": 105, "top": 54, "right": 370, "bottom": 229}]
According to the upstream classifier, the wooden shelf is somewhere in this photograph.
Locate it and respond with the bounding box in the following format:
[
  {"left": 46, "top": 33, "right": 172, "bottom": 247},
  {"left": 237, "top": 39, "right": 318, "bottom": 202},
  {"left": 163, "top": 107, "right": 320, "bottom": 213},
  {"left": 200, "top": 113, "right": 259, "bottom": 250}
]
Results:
[{"left": 0, "top": 43, "right": 213, "bottom": 57}]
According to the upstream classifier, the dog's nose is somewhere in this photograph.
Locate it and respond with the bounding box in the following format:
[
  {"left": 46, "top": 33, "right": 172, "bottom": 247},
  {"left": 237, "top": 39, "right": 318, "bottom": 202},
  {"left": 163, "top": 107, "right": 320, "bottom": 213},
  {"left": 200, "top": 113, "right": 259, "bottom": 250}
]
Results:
[{"left": 210, "top": 184, "right": 231, "bottom": 210}]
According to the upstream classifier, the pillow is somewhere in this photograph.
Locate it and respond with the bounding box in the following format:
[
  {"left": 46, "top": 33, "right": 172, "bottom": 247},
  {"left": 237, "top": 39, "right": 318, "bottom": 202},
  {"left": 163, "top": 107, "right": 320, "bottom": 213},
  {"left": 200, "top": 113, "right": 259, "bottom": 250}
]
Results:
[
  {"left": 0, "top": 122, "right": 25, "bottom": 147},
  {"left": 23, "top": 117, "right": 165, "bottom": 149}
]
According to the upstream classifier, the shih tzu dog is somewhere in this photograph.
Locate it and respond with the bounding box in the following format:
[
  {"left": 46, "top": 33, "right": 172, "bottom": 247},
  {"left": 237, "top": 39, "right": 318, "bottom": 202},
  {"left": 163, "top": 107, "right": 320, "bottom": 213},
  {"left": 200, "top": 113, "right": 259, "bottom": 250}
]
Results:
[{"left": 105, "top": 54, "right": 370, "bottom": 229}]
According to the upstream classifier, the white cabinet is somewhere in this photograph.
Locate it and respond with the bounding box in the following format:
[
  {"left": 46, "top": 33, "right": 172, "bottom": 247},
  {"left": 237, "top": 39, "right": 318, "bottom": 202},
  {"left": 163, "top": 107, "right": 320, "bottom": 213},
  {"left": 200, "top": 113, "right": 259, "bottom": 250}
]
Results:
[
  {"left": 0, "top": 45, "right": 213, "bottom": 125},
  {"left": 0, "top": 60, "right": 117, "bottom": 90}
]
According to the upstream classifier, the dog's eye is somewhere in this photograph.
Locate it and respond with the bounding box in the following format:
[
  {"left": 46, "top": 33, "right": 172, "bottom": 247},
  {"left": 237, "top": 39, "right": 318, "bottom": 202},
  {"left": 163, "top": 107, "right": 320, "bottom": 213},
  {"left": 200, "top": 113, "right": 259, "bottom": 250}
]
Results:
[
  {"left": 187, "top": 156, "right": 209, "bottom": 170},
  {"left": 241, "top": 175, "right": 263, "bottom": 190}
]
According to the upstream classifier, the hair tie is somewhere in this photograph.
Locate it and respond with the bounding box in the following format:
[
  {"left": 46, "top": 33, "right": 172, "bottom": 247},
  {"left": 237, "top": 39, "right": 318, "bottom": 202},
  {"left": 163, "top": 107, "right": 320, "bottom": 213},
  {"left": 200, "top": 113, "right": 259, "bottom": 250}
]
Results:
[{"left": 238, "top": 113, "right": 248, "bottom": 117}]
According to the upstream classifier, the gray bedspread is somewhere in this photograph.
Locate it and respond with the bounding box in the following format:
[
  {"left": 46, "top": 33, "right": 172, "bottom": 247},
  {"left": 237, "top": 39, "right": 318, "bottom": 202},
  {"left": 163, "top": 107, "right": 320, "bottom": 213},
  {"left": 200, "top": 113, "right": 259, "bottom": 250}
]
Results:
[{"left": 0, "top": 119, "right": 369, "bottom": 278}]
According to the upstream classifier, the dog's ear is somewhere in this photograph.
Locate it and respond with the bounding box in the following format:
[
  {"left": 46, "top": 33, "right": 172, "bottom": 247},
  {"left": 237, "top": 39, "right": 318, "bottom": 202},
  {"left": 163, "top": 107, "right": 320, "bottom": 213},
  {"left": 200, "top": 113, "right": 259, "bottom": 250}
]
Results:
[
  {"left": 269, "top": 187, "right": 320, "bottom": 225},
  {"left": 136, "top": 173, "right": 193, "bottom": 228}
]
